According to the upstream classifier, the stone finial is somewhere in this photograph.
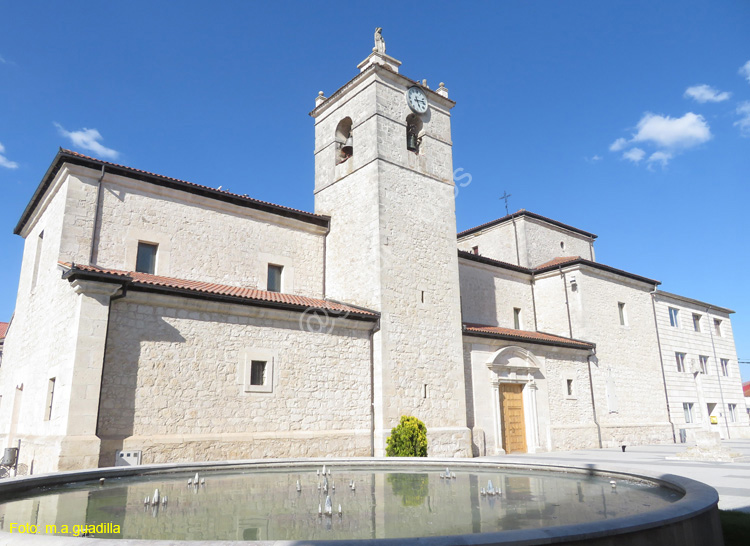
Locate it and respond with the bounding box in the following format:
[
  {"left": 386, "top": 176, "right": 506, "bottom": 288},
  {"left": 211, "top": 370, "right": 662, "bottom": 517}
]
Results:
[
  {"left": 315, "top": 91, "right": 327, "bottom": 107},
  {"left": 436, "top": 82, "right": 449, "bottom": 98},
  {"left": 374, "top": 27, "right": 386, "bottom": 54}
]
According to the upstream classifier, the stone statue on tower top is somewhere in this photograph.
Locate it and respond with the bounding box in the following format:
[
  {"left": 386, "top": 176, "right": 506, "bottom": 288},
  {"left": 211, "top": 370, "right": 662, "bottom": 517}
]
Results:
[{"left": 374, "top": 27, "right": 386, "bottom": 54}]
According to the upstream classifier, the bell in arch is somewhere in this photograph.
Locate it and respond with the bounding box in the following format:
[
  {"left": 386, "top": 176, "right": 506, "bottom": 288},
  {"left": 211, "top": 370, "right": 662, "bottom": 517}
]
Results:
[
  {"left": 341, "top": 135, "right": 353, "bottom": 157},
  {"left": 406, "top": 130, "right": 419, "bottom": 152}
]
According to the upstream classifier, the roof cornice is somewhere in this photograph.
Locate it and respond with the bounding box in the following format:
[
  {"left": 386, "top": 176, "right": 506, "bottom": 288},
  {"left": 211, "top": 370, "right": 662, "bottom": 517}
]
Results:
[{"left": 458, "top": 210, "right": 598, "bottom": 240}]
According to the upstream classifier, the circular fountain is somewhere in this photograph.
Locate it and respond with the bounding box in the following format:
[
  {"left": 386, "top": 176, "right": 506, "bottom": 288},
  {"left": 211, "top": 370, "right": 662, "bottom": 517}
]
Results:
[{"left": 0, "top": 459, "right": 722, "bottom": 545}]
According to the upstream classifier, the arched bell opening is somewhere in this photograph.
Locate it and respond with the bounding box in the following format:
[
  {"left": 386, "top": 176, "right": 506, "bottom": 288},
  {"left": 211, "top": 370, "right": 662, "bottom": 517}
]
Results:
[
  {"left": 406, "top": 114, "right": 423, "bottom": 154},
  {"left": 335, "top": 117, "right": 353, "bottom": 165}
]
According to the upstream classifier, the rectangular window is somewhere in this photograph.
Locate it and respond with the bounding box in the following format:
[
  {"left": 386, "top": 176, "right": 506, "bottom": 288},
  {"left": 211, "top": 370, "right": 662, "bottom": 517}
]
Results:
[
  {"left": 471, "top": 246, "right": 479, "bottom": 255},
  {"left": 675, "top": 352, "right": 686, "bottom": 373},
  {"left": 44, "top": 378, "right": 55, "bottom": 421},
  {"left": 699, "top": 355, "right": 709, "bottom": 374},
  {"left": 728, "top": 404, "right": 737, "bottom": 423},
  {"left": 720, "top": 358, "right": 729, "bottom": 377},
  {"left": 714, "top": 319, "right": 722, "bottom": 337},
  {"left": 135, "top": 242, "right": 158, "bottom": 274},
  {"left": 250, "top": 360, "right": 267, "bottom": 386},
  {"left": 618, "top": 302, "right": 627, "bottom": 326},
  {"left": 513, "top": 308, "right": 522, "bottom": 330},
  {"left": 692, "top": 314, "right": 702, "bottom": 332},
  {"left": 668, "top": 307, "right": 679, "bottom": 328},
  {"left": 31, "top": 231, "right": 44, "bottom": 291},
  {"left": 267, "top": 264, "right": 283, "bottom": 293},
  {"left": 683, "top": 402, "right": 694, "bottom": 424},
  {"left": 566, "top": 379, "right": 574, "bottom": 397}
]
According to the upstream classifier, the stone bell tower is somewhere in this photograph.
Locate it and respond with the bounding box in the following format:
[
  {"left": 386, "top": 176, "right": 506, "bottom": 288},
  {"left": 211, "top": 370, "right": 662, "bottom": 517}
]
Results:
[{"left": 310, "top": 31, "right": 471, "bottom": 457}]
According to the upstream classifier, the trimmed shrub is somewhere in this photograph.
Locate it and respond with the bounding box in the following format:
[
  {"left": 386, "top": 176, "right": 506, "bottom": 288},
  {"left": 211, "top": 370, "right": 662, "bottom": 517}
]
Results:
[{"left": 385, "top": 415, "right": 428, "bottom": 457}]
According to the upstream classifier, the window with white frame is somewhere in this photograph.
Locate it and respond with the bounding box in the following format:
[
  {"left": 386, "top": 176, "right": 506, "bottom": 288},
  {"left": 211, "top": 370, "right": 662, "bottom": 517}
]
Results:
[
  {"left": 683, "top": 402, "right": 694, "bottom": 424},
  {"left": 720, "top": 358, "right": 729, "bottom": 377},
  {"left": 238, "top": 349, "right": 275, "bottom": 393},
  {"left": 135, "top": 242, "right": 158, "bottom": 274},
  {"left": 513, "top": 308, "right": 522, "bottom": 330},
  {"left": 267, "top": 264, "right": 283, "bottom": 293},
  {"left": 668, "top": 307, "right": 679, "bottom": 327},
  {"left": 714, "top": 319, "right": 722, "bottom": 337},
  {"left": 728, "top": 404, "right": 737, "bottom": 423},
  {"left": 692, "top": 314, "right": 702, "bottom": 332},
  {"left": 675, "top": 352, "right": 686, "bottom": 373},
  {"left": 699, "top": 355, "right": 709, "bottom": 374}
]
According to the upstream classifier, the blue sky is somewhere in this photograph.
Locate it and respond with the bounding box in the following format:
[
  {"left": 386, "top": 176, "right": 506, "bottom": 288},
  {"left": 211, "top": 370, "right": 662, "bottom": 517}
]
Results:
[{"left": 1, "top": 2, "right": 748, "bottom": 379}]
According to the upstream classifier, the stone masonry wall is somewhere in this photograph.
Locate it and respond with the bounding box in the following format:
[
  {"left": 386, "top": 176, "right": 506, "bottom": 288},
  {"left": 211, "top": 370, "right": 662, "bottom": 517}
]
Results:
[
  {"left": 97, "top": 293, "right": 374, "bottom": 465},
  {"left": 457, "top": 222, "right": 519, "bottom": 266},
  {"left": 519, "top": 216, "right": 595, "bottom": 267}
]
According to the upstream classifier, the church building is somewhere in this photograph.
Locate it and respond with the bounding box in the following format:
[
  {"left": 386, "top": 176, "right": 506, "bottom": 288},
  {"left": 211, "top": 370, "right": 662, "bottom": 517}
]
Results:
[{"left": 0, "top": 42, "right": 746, "bottom": 474}]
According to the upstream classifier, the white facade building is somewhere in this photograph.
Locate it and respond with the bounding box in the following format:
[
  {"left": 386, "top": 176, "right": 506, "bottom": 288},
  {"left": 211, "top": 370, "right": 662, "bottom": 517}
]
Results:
[{"left": 0, "top": 47, "right": 746, "bottom": 474}]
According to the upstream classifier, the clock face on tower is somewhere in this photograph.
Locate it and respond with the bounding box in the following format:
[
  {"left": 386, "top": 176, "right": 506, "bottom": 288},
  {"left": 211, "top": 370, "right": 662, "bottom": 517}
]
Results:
[{"left": 407, "top": 86, "right": 428, "bottom": 114}]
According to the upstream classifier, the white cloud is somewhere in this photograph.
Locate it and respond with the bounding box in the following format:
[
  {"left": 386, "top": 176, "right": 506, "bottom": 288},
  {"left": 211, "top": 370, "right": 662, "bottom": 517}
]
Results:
[
  {"left": 735, "top": 101, "right": 750, "bottom": 137},
  {"left": 739, "top": 60, "right": 750, "bottom": 84},
  {"left": 54, "top": 123, "right": 119, "bottom": 159},
  {"left": 609, "top": 138, "right": 628, "bottom": 152},
  {"left": 622, "top": 148, "right": 645, "bottom": 163},
  {"left": 684, "top": 84, "right": 731, "bottom": 103},
  {"left": 631, "top": 112, "right": 712, "bottom": 149},
  {"left": 0, "top": 142, "right": 19, "bottom": 169},
  {"left": 585, "top": 155, "right": 602, "bottom": 163},
  {"left": 647, "top": 151, "right": 672, "bottom": 168}
]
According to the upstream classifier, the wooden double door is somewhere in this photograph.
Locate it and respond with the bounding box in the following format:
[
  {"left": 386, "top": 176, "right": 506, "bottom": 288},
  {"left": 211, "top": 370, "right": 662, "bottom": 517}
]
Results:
[{"left": 499, "top": 383, "right": 527, "bottom": 454}]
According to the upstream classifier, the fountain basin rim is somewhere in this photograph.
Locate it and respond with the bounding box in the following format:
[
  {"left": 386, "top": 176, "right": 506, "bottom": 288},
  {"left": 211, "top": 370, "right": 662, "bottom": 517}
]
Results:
[{"left": 0, "top": 457, "right": 720, "bottom": 546}]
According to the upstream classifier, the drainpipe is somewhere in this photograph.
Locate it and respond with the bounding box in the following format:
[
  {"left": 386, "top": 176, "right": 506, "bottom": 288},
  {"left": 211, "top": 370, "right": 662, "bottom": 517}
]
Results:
[
  {"left": 511, "top": 213, "right": 521, "bottom": 266},
  {"left": 650, "top": 290, "right": 676, "bottom": 443},
  {"left": 707, "top": 307, "right": 730, "bottom": 440},
  {"left": 94, "top": 282, "right": 129, "bottom": 438},
  {"left": 559, "top": 265, "right": 573, "bottom": 338},
  {"left": 322, "top": 222, "right": 330, "bottom": 298},
  {"left": 530, "top": 272, "right": 538, "bottom": 330},
  {"left": 88, "top": 165, "right": 106, "bottom": 266},
  {"left": 369, "top": 318, "right": 381, "bottom": 456},
  {"left": 586, "top": 349, "right": 602, "bottom": 448}
]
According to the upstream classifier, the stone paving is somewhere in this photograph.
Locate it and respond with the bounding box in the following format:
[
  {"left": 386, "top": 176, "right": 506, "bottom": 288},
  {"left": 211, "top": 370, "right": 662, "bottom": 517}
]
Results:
[{"left": 482, "top": 439, "right": 750, "bottom": 512}]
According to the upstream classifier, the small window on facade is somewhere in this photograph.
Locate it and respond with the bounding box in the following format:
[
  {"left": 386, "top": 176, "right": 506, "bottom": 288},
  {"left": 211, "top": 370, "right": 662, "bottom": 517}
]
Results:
[
  {"left": 566, "top": 379, "right": 574, "bottom": 397},
  {"left": 136, "top": 242, "right": 158, "bottom": 274},
  {"left": 618, "top": 302, "right": 627, "bottom": 326},
  {"left": 267, "top": 264, "right": 283, "bottom": 293},
  {"left": 31, "top": 231, "right": 44, "bottom": 291},
  {"left": 699, "top": 355, "right": 709, "bottom": 374},
  {"left": 560, "top": 241, "right": 565, "bottom": 250},
  {"left": 250, "top": 360, "right": 267, "bottom": 386},
  {"left": 728, "top": 404, "right": 737, "bottom": 423},
  {"left": 720, "top": 358, "right": 729, "bottom": 377},
  {"left": 692, "top": 314, "right": 702, "bottom": 332},
  {"left": 668, "top": 307, "right": 679, "bottom": 328},
  {"left": 472, "top": 245, "right": 479, "bottom": 255},
  {"left": 44, "top": 378, "right": 55, "bottom": 421},
  {"left": 683, "top": 402, "right": 694, "bottom": 424},
  {"left": 714, "top": 319, "right": 722, "bottom": 337},
  {"left": 513, "top": 308, "right": 522, "bottom": 330},
  {"left": 675, "top": 352, "right": 686, "bottom": 373}
]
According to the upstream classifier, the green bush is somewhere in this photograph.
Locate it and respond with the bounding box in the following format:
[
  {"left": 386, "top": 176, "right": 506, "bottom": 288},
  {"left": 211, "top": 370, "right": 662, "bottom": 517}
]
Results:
[{"left": 386, "top": 415, "right": 428, "bottom": 457}]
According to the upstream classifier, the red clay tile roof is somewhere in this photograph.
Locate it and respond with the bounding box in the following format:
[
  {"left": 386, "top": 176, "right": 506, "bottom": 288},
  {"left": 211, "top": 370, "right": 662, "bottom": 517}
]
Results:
[
  {"left": 463, "top": 323, "right": 594, "bottom": 350},
  {"left": 458, "top": 210, "right": 598, "bottom": 239},
  {"left": 744, "top": 381, "right": 750, "bottom": 397},
  {"left": 535, "top": 256, "right": 582, "bottom": 269},
  {"left": 16, "top": 149, "right": 329, "bottom": 235},
  {"left": 0, "top": 322, "right": 8, "bottom": 340},
  {"left": 59, "top": 263, "right": 378, "bottom": 320}
]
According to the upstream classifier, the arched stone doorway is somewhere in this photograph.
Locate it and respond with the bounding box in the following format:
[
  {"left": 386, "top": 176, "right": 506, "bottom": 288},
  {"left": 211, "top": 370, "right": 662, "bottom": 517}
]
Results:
[{"left": 486, "top": 346, "right": 543, "bottom": 454}]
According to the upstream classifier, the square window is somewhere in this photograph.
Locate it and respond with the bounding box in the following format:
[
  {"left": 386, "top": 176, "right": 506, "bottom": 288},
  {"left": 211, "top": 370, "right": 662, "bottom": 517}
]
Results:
[
  {"left": 720, "top": 358, "right": 729, "bottom": 377},
  {"left": 513, "top": 308, "right": 522, "bottom": 330},
  {"left": 618, "top": 302, "right": 627, "bottom": 326},
  {"left": 675, "top": 352, "right": 686, "bottom": 373},
  {"left": 683, "top": 402, "right": 694, "bottom": 424},
  {"left": 136, "top": 242, "right": 158, "bottom": 274},
  {"left": 250, "top": 360, "right": 266, "bottom": 386},
  {"left": 668, "top": 307, "right": 679, "bottom": 328},
  {"left": 267, "top": 264, "right": 283, "bottom": 293},
  {"left": 692, "top": 314, "right": 702, "bottom": 332},
  {"left": 699, "top": 355, "right": 709, "bottom": 374},
  {"left": 714, "top": 319, "right": 722, "bottom": 337}
]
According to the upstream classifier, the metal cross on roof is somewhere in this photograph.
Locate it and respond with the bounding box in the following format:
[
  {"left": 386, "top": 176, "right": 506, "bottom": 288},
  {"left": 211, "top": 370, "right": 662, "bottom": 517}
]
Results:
[{"left": 499, "top": 191, "right": 512, "bottom": 216}]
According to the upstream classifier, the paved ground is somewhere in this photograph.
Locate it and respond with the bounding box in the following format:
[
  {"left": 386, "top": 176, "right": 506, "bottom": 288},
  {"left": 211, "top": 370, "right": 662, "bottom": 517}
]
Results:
[{"left": 481, "top": 439, "right": 750, "bottom": 512}]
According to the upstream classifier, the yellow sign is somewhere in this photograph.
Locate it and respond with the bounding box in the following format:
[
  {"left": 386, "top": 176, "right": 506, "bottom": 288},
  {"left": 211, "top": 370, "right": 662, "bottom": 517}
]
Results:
[{"left": 710, "top": 416, "right": 718, "bottom": 424}]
